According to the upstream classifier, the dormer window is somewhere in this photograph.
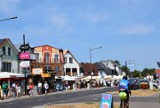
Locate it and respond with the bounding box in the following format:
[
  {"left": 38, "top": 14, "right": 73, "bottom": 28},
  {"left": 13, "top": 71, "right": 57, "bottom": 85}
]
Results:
[
  {"left": 69, "top": 57, "right": 73, "bottom": 63},
  {"left": 3, "top": 47, "right": 5, "bottom": 55}
]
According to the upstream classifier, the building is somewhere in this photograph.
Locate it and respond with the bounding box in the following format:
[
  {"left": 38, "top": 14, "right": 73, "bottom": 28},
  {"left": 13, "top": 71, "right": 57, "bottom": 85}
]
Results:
[
  {"left": 0, "top": 38, "right": 19, "bottom": 73},
  {"left": 31, "top": 45, "right": 64, "bottom": 88},
  {"left": 63, "top": 50, "right": 80, "bottom": 76}
]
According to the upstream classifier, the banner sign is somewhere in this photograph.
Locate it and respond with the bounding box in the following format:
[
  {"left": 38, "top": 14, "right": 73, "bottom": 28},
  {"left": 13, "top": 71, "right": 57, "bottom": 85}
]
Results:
[
  {"left": 19, "top": 52, "right": 30, "bottom": 60},
  {"left": 32, "top": 68, "right": 43, "bottom": 75},
  {"left": 20, "top": 61, "right": 30, "bottom": 67},
  {"left": 100, "top": 93, "right": 113, "bottom": 108}
]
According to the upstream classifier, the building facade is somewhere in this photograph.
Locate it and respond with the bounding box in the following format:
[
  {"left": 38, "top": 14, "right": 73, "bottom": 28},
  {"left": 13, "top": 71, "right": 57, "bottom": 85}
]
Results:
[
  {"left": 0, "top": 38, "right": 18, "bottom": 73},
  {"left": 63, "top": 50, "right": 80, "bottom": 76}
]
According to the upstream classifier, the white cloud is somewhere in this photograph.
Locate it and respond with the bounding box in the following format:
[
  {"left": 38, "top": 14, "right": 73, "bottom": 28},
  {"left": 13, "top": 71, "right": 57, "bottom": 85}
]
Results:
[{"left": 119, "top": 24, "right": 154, "bottom": 34}]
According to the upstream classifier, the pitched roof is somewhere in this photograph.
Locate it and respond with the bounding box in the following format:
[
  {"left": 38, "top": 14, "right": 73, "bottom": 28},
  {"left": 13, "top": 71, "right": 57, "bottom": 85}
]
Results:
[
  {"left": 63, "top": 50, "right": 79, "bottom": 64},
  {"left": 155, "top": 69, "right": 160, "bottom": 74},
  {"left": 95, "top": 62, "right": 113, "bottom": 75},
  {"left": 0, "top": 38, "right": 7, "bottom": 47},
  {"left": 0, "top": 38, "right": 18, "bottom": 54}
]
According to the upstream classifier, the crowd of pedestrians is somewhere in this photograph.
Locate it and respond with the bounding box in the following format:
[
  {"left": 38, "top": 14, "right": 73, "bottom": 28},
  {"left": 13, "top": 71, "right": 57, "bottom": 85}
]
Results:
[
  {"left": 0, "top": 80, "right": 49, "bottom": 100},
  {"left": 0, "top": 81, "right": 22, "bottom": 100}
]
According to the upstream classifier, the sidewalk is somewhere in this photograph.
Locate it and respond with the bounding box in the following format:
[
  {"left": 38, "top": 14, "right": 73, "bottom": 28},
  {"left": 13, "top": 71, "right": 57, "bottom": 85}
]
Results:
[{"left": 0, "top": 87, "right": 106, "bottom": 103}]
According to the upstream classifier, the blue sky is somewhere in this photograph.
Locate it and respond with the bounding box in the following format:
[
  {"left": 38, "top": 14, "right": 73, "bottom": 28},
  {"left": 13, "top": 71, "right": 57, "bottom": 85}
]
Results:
[{"left": 0, "top": 0, "right": 160, "bottom": 71}]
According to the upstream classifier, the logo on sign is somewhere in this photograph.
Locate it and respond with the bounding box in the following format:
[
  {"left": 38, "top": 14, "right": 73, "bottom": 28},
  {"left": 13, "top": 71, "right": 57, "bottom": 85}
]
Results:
[{"left": 19, "top": 52, "right": 30, "bottom": 60}]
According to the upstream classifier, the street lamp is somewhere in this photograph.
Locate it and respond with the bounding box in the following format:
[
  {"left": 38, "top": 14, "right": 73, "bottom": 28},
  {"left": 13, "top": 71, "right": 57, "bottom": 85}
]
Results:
[
  {"left": 0, "top": 17, "right": 17, "bottom": 22},
  {"left": 89, "top": 47, "right": 102, "bottom": 64},
  {"left": 89, "top": 47, "right": 102, "bottom": 87}
]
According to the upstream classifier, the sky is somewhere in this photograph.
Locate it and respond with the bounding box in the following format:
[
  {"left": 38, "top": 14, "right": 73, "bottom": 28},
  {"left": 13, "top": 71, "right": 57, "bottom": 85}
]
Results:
[{"left": 0, "top": 0, "right": 160, "bottom": 71}]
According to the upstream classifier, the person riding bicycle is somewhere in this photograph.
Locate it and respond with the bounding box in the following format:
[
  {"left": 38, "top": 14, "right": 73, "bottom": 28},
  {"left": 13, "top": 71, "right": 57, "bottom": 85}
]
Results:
[{"left": 119, "top": 76, "right": 131, "bottom": 102}]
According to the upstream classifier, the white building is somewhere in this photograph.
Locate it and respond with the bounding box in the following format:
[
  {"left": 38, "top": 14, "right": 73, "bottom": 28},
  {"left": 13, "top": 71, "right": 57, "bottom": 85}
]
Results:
[{"left": 63, "top": 50, "right": 81, "bottom": 76}]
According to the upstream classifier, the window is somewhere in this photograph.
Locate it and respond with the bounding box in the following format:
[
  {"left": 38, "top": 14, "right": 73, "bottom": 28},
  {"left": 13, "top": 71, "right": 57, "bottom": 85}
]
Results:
[
  {"left": 69, "top": 58, "right": 73, "bottom": 63},
  {"left": 44, "top": 53, "right": 50, "bottom": 62},
  {"left": 8, "top": 47, "right": 11, "bottom": 56},
  {"left": 54, "top": 54, "right": 59, "bottom": 63},
  {"left": 64, "top": 57, "right": 67, "bottom": 63},
  {"left": 35, "top": 53, "right": 39, "bottom": 60},
  {"left": 3, "top": 47, "right": 5, "bottom": 55},
  {"left": 44, "top": 65, "right": 51, "bottom": 72},
  {"left": 1, "top": 62, "right": 11, "bottom": 72},
  {"left": 66, "top": 68, "right": 71, "bottom": 72},
  {"left": 55, "top": 66, "right": 59, "bottom": 73}
]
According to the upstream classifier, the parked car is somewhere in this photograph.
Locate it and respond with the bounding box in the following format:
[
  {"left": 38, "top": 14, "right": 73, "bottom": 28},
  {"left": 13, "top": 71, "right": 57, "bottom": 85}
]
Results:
[
  {"left": 128, "top": 78, "right": 140, "bottom": 90},
  {"left": 55, "top": 82, "right": 65, "bottom": 91},
  {"left": 139, "top": 79, "right": 149, "bottom": 89}
]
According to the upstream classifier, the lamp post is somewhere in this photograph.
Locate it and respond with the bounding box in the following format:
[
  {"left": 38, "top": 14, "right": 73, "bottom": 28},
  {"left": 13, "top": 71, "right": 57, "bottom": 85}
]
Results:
[
  {"left": 89, "top": 47, "right": 102, "bottom": 87},
  {"left": 89, "top": 47, "right": 102, "bottom": 64},
  {"left": 0, "top": 17, "right": 17, "bottom": 22}
]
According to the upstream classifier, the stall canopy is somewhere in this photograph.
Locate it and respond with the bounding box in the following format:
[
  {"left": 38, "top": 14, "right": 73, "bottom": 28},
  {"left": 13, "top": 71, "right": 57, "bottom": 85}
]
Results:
[
  {"left": 0, "top": 72, "right": 25, "bottom": 79},
  {"left": 62, "top": 75, "right": 78, "bottom": 81}
]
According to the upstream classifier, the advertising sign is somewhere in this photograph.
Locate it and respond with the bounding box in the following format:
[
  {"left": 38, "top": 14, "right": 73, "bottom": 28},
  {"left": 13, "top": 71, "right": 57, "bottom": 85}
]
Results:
[
  {"left": 100, "top": 93, "right": 113, "bottom": 108},
  {"left": 32, "top": 68, "right": 43, "bottom": 75},
  {"left": 19, "top": 52, "right": 30, "bottom": 60},
  {"left": 20, "top": 61, "right": 30, "bottom": 68}
]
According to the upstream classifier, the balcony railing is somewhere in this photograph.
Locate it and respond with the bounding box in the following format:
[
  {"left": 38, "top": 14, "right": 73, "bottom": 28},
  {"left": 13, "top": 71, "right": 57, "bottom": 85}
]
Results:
[{"left": 33, "top": 59, "right": 61, "bottom": 63}]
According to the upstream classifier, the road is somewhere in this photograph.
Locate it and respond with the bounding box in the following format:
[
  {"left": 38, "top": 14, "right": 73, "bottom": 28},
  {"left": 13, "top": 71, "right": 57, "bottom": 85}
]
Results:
[{"left": 0, "top": 87, "right": 159, "bottom": 108}]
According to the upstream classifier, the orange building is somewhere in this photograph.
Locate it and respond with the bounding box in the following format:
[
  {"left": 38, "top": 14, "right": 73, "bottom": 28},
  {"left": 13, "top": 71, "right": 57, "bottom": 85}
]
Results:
[{"left": 30, "top": 45, "right": 64, "bottom": 90}]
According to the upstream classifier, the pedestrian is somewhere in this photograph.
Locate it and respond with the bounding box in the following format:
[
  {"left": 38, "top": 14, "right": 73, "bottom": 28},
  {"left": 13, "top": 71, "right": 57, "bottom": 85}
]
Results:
[
  {"left": 37, "top": 81, "right": 42, "bottom": 95},
  {"left": 16, "top": 83, "right": 21, "bottom": 97},
  {"left": 0, "top": 84, "right": 1, "bottom": 100},
  {"left": 2, "top": 81, "right": 8, "bottom": 99},
  {"left": 29, "top": 84, "right": 34, "bottom": 96},
  {"left": 43, "top": 81, "right": 49, "bottom": 94}
]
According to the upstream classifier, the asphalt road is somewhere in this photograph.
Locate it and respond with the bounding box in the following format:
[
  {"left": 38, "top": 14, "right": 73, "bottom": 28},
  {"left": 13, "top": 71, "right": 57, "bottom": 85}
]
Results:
[{"left": 0, "top": 87, "right": 159, "bottom": 108}]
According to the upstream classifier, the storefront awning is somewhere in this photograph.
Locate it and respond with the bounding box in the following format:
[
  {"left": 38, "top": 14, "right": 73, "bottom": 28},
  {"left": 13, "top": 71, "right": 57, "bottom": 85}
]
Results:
[{"left": 0, "top": 72, "right": 25, "bottom": 79}]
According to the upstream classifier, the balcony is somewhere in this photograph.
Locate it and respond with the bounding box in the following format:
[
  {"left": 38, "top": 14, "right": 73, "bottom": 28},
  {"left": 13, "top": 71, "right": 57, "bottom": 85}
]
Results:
[{"left": 32, "top": 59, "right": 61, "bottom": 64}]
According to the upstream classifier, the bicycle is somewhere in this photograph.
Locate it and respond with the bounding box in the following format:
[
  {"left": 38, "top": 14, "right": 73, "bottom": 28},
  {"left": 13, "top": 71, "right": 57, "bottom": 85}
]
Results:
[{"left": 119, "top": 92, "right": 129, "bottom": 108}]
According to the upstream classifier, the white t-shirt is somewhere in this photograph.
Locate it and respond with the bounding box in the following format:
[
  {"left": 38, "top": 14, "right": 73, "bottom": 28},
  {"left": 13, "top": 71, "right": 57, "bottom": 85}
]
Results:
[
  {"left": 38, "top": 82, "right": 42, "bottom": 88},
  {"left": 44, "top": 83, "right": 49, "bottom": 89}
]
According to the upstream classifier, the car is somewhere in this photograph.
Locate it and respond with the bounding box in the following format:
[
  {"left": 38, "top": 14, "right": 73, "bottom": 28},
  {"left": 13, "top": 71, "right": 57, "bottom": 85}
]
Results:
[
  {"left": 128, "top": 78, "right": 140, "bottom": 90},
  {"left": 55, "top": 82, "right": 65, "bottom": 91},
  {"left": 139, "top": 79, "right": 149, "bottom": 89}
]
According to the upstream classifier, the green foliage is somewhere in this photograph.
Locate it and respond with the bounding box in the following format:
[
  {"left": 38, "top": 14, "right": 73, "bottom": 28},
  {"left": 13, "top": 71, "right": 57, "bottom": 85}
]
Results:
[
  {"left": 121, "top": 65, "right": 130, "bottom": 76},
  {"left": 114, "top": 60, "right": 121, "bottom": 65},
  {"left": 141, "top": 68, "right": 155, "bottom": 77},
  {"left": 132, "top": 70, "right": 140, "bottom": 78}
]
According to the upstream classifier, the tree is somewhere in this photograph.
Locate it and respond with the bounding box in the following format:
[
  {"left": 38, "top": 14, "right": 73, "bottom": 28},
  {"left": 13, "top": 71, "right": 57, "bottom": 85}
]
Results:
[
  {"left": 121, "top": 65, "right": 130, "bottom": 76},
  {"left": 141, "top": 68, "right": 155, "bottom": 77},
  {"left": 114, "top": 60, "right": 120, "bottom": 65},
  {"left": 132, "top": 70, "right": 140, "bottom": 78}
]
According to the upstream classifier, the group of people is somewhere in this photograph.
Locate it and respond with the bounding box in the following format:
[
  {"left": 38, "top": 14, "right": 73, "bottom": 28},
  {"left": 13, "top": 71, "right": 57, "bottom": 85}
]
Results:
[
  {"left": 0, "top": 81, "right": 21, "bottom": 100},
  {"left": 27, "top": 80, "right": 49, "bottom": 96}
]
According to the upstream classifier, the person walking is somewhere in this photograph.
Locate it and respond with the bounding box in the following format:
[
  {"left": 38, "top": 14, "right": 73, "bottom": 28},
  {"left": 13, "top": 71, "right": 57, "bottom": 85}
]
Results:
[
  {"left": 43, "top": 81, "right": 49, "bottom": 94},
  {"left": 16, "top": 83, "right": 21, "bottom": 98},
  {"left": 37, "top": 81, "right": 42, "bottom": 95},
  {"left": 2, "top": 81, "right": 8, "bottom": 99},
  {"left": 0, "top": 84, "right": 1, "bottom": 100}
]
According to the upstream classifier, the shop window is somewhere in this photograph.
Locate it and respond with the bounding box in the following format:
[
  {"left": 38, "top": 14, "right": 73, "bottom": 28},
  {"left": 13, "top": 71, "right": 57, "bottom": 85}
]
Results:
[
  {"left": 1, "top": 62, "right": 11, "bottom": 72},
  {"left": 35, "top": 53, "right": 39, "bottom": 61}
]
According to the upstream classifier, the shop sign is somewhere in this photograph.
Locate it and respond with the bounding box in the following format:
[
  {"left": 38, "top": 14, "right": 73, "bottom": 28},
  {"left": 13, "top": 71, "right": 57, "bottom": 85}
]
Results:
[
  {"left": 100, "top": 93, "right": 113, "bottom": 108},
  {"left": 19, "top": 52, "right": 30, "bottom": 60},
  {"left": 20, "top": 61, "right": 30, "bottom": 67},
  {"left": 156, "top": 73, "right": 160, "bottom": 77},
  {"left": 41, "top": 73, "right": 51, "bottom": 78},
  {"left": 32, "top": 68, "right": 43, "bottom": 75},
  {"left": 20, "top": 43, "right": 30, "bottom": 51}
]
